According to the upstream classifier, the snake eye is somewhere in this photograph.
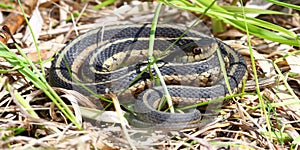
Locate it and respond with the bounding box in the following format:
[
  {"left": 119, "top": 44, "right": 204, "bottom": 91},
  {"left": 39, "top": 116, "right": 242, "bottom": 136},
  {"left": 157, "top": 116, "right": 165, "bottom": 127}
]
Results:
[{"left": 193, "top": 47, "right": 202, "bottom": 55}]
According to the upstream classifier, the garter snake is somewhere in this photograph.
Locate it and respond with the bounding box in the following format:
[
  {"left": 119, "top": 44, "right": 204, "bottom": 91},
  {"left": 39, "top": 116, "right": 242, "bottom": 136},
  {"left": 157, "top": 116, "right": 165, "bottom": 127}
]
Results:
[{"left": 49, "top": 23, "right": 247, "bottom": 130}]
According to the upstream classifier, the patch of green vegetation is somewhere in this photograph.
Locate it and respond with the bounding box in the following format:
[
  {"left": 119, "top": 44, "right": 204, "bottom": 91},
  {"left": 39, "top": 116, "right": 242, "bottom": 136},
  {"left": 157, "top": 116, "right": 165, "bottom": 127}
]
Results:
[{"left": 0, "top": 2, "right": 13, "bottom": 9}]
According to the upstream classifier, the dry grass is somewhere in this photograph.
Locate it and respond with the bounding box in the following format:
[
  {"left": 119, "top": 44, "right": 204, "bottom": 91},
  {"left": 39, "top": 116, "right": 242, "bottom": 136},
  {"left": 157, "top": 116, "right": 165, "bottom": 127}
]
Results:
[{"left": 0, "top": 1, "right": 299, "bottom": 149}]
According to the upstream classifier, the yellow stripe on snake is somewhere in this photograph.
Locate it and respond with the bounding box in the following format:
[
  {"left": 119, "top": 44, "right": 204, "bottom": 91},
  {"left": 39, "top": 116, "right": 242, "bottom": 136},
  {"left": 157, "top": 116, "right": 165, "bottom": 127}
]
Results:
[{"left": 49, "top": 23, "right": 247, "bottom": 130}]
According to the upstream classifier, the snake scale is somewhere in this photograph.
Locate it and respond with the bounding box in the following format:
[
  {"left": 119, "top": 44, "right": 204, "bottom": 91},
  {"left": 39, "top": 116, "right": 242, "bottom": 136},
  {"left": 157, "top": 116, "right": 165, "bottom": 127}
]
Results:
[{"left": 49, "top": 23, "right": 247, "bottom": 130}]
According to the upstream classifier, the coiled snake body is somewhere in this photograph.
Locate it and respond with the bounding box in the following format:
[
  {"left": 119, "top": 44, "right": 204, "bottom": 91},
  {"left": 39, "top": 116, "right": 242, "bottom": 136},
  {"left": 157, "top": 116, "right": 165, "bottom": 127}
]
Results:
[{"left": 49, "top": 24, "right": 247, "bottom": 130}]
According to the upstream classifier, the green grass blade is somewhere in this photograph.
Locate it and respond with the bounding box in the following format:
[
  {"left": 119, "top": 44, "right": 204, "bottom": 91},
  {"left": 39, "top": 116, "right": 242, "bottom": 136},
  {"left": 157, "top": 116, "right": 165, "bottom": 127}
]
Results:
[
  {"left": 240, "top": 0, "right": 273, "bottom": 140},
  {"left": 221, "top": 6, "right": 289, "bottom": 15},
  {"left": 93, "top": 0, "right": 116, "bottom": 9},
  {"left": 0, "top": 2, "right": 13, "bottom": 9},
  {"left": 148, "top": 3, "right": 175, "bottom": 113},
  {"left": 13, "top": 89, "right": 40, "bottom": 118},
  {"left": 266, "top": 0, "right": 300, "bottom": 11},
  {"left": 17, "top": 0, "right": 45, "bottom": 77}
]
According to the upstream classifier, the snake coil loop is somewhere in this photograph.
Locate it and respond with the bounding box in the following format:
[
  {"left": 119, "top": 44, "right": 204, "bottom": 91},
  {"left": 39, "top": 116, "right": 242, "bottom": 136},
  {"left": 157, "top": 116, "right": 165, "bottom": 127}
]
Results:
[{"left": 49, "top": 24, "right": 247, "bottom": 130}]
